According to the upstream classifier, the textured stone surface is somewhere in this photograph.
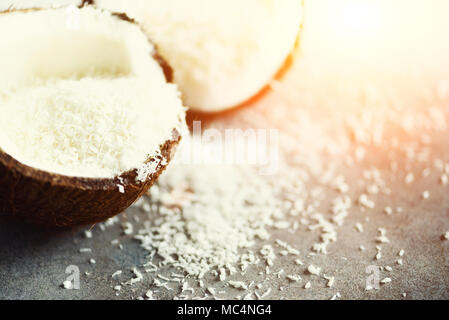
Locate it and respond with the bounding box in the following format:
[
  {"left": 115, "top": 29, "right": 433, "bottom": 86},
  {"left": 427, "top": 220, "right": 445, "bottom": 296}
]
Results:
[{"left": 0, "top": 144, "right": 448, "bottom": 300}]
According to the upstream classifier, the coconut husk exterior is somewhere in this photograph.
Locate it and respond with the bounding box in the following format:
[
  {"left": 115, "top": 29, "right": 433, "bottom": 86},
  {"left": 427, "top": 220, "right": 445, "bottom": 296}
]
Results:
[
  {"left": 0, "top": 130, "right": 181, "bottom": 227},
  {"left": 0, "top": 5, "right": 184, "bottom": 227}
]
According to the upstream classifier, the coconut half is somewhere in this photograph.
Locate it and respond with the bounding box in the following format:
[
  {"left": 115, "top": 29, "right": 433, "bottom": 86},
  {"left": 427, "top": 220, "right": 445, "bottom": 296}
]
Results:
[
  {"left": 94, "top": 0, "right": 303, "bottom": 112},
  {"left": 0, "top": 6, "right": 185, "bottom": 227}
]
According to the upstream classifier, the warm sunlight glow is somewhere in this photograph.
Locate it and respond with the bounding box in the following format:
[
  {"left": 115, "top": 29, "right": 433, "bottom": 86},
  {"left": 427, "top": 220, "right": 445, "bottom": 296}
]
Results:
[
  {"left": 341, "top": 1, "right": 382, "bottom": 36},
  {"left": 301, "top": 0, "right": 449, "bottom": 75}
]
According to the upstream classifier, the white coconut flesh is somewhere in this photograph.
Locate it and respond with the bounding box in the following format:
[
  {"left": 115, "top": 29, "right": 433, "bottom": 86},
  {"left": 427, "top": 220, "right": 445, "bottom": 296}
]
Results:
[
  {"left": 0, "top": 6, "right": 185, "bottom": 179},
  {"left": 95, "top": 0, "right": 303, "bottom": 112}
]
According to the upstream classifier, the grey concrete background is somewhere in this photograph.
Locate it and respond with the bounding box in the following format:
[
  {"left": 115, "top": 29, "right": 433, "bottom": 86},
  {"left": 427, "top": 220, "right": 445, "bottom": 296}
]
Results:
[{"left": 0, "top": 119, "right": 448, "bottom": 300}]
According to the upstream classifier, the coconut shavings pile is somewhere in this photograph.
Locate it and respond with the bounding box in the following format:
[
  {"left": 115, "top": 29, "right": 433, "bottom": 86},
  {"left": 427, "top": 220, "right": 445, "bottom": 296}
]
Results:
[
  {"left": 135, "top": 163, "right": 280, "bottom": 278},
  {"left": 71, "top": 38, "right": 449, "bottom": 300}
]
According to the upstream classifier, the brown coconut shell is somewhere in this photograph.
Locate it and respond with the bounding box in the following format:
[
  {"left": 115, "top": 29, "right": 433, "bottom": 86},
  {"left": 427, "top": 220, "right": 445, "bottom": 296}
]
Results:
[
  {"left": 0, "top": 131, "right": 181, "bottom": 227},
  {"left": 0, "top": 5, "right": 184, "bottom": 227}
]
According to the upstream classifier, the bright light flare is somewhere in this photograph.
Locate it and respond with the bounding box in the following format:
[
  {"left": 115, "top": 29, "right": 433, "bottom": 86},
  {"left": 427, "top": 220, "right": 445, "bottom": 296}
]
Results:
[
  {"left": 301, "top": 0, "right": 449, "bottom": 75},
  {"left": 341, "top": 1, "right": 383, "bottom": 36}
]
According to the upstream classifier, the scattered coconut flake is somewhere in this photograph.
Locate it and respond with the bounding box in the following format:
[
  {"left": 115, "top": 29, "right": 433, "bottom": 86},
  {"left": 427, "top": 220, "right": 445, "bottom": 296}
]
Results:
[
  {"left": 228, "top": 281, "right": 248, "bottom": 290},
  {"left": 62, "top": 280, "right": 73, "bottom": 289},
  {"left": 383, "top": 206, "right": 393, "bottom": 215},
  {"left": 355, "top": 223, "right": 364, "bottom": 233},
  {"left": 324, "top": 275, "right": 335, "bottom": 288},
  {"left": 122, "top": 222, "right": 134, "bottom": 235},
  {"left": 330, "top": 292, "right": 341, "bottom": 300},
  {"left": 440, "top": 174, "right": 448, "bottom": 185},
  {"left": 358, "top": 194, "right": 375, "bottom": 209},
  {"left": 219, "top": 268, "right": 227, "bottom": 282},
  {"left": 295, "top": 259, "right": 304, "bottom": 266},
  {"left": 405, "top": 173, "right": 414, "bottom": 184},
  {"left": 375, "top": 246, "right": 382, "bottom": 260},
  {"left": 145, "top": 290, "right": 154, "bottom": 299},
  {"left": 275, "top": 239, "right": 300, "bottom": 256},
  {"left": 207, "top": 287, "right": 216, "bottom": 296},
  {"left": 286, "top": 275, "right": 302, "bottom": 282},
  {"left": 376, "top": 228, "right": 390, "bottom": 243},
  {"left": 307, "top": 265, "right": 321, "bottom": 276},
  {"left": 443, "top": 231, "right": 449, "bottom": 240},
  {"left": 111, "top": 270, "right": 122, "bottom": 278}
]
